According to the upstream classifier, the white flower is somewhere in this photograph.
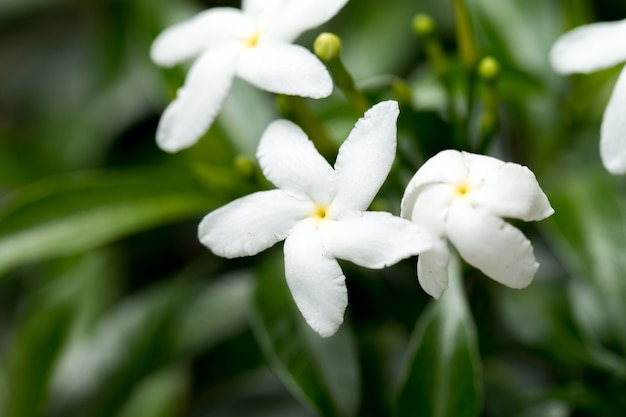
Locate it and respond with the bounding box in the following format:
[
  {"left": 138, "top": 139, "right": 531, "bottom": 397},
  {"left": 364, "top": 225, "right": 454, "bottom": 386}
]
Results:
[
  {"left": 151, "top": 0, "right": 348, "bottom": 153},
  {"left": 550, "top": 18, "right": 626, "bottom": 174},
  {"left": 198, "top": 101, "right": 432, "bottom": 337},
  {"left": 401, "top": 150, "right": 554, "bottom": 299}
]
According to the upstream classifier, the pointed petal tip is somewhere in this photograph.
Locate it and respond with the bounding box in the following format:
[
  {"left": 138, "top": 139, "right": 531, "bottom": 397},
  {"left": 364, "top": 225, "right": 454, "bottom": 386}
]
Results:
[
  {"left": 429, "top": 289, "right": 444, "bottom": 300},
  {"left": 366, "top": 100, "right": 400, "bottom": 118},
  {"left": 311, "top": 317, "right": 343, "bottom": 338}
]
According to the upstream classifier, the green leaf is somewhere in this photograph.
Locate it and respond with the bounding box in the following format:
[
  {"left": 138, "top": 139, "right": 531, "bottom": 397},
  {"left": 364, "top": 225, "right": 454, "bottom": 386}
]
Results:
[
  {"left": 2, "top": 301, "right": 73, "bottom": 417},
  {"left": 251, "top": 251, "right": 361, "bottom": 417},
  {"left": 395, "top": 254, "right": 482, "bottom": 417},
  {"left": 0, "top": 167, "right": 220, "bottom": 277},
  {"left": 51, "top": 272, "right": 254, "bottom": 416},
  {"left": 543, "top": 171, "right": 626, "bottom": 358},
  {"left": 173, "top": 271, "right": 255, "bottom": 355},
  {"left": 115, "top": 366, "right": 189, "bottom": 417}
]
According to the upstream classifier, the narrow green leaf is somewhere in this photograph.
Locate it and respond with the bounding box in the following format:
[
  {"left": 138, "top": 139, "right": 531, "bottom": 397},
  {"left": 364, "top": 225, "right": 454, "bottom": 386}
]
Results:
[
  {"left": 0, "top": 168, "right": 219, "bottom": 276},
  {"left": 2, "top": 302, "right": 73, "bottom": 417},
  {"left": 395, "top": 255, "right": 482, "bottom": 417},
  {"left": 251, "top": 251, "right": 360, "bottom": 417}
]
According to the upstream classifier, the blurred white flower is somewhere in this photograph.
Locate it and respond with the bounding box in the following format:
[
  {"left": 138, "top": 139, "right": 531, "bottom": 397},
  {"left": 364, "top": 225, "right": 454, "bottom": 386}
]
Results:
[
  {"left": 401, "top": 150, "right": 553, "bottom": 299},
  {"left": 151, "top": 0, "right": 348, "bottom": 153},
  {"left": 550, "top": 18, "right": 626, "bottom": 174},
  {"left": 198, "top": 101, "right": 432, "bottom": 337}
]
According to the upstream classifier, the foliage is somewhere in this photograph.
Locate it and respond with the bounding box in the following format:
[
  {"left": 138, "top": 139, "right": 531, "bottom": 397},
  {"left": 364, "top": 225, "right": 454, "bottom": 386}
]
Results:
[{"left": 1, "top": 0, "right": 626, "bottom": 416}]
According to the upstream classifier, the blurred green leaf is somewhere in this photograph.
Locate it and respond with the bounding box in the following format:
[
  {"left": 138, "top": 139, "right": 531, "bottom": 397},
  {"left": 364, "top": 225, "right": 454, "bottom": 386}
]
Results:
[
  {"left": 0, "top": 167, "right": 220, "bottom": 277},
  {"left": 252, "top": 251, "right": 361, "bottom": 417},
  {"left": 51, "top": 271, "right": 254, "bottom": 416},
  {"left": 395, "top": 255, "right": 482, "bottom": 417},
  {"left": 174, "top": 271, "right": 254, "bottom": 355},
  {"left": 544, "top": 171, "right": 626, "bottom": 358},
  {"left": 514, "top": 400, "right": 571, "bottom": 417},
  {"left": 2, "top": 301, "right": 72, "bottom": 417},
  {"left": 195, "top": 368, "right": 316, "bottom": 417},
  {"left": 338, "top": 0, "right": 419, "bottom": 80},
  {"left": 116, "top": 366, "right": 189, "bottom": 417}
]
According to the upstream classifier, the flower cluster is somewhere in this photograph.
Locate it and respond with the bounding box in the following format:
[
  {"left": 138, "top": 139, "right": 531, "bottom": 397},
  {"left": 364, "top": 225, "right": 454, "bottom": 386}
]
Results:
[{"left": 152, "top": 0, "right": 554, "bottom": 337}]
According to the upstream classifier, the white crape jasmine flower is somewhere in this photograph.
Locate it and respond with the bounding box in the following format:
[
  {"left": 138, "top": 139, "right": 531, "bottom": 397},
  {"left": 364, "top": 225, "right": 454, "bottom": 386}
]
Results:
[
  {"left": 151, "top": 0, "right": 349, "bottom": 153},
  {"left": 198, "top": 101, "right": 432, "bottom": 337},
  {"left": 401, "top": 150, "right": 554, "bottom": 299},
  {"left": 550, "top": 18, "right": 626, "bottom": 174}
]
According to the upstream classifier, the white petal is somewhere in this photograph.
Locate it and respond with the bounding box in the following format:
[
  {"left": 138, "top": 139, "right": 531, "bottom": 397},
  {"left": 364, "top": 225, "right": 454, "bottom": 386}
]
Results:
[
  {"left": 237, "top": 43, "right": 332, "bottom": 98},
  {"left": 320, "top": 211, "right": 432, "bottom": 269},
  {"left": 156, "top": 48, "right": 237, "bottom": 152},
  {"left": 198, "top": 190, "right": 313, "bottom": 258},
  {"left": 242, "top": 0, "right": 348, "bottom": 42},
  {"left": 257, "top": 120, "right": 334, "bottom": 203},
  {"left": 284, "top": 219, "right": 347, "bottom": 337},
  {"left": 446, "top": 202, "right": 539, "bottom": 289},
  {"left": 463, "top": 152, "right": 554, "bottom": 221},
  {"left": 400, "top": 149, "right": 468, "bottom": 218},
  {"left": 550, "top": 19, "right": 626, "bottom": 74},
  {"left": 151, "top": 8, "right": 252, "bottom": 67},
  {"left": 328, "top": 101, "right": 399, "bottom": 216},
  {"left": 404, "top": 183, "right": 454, "bottom": 299},
  {"left": 417, "top": 239, "right": 451, "bottom": 299},
  {"left": 601, "top": 65, "right": 626, "bottom": 174},
  {"left": 403, "top": 183, "right": 455, "bottom": 238}
]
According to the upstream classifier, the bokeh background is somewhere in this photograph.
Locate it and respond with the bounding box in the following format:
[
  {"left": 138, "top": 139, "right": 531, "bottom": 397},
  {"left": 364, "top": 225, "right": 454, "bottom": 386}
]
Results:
[{"left": 2, "top": 0, "right": 626, "bottom": 416}]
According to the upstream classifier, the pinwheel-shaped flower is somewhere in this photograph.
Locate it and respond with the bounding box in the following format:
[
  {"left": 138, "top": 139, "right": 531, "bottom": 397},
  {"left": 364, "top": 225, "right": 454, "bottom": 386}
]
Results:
[
  {"left": 199, "top": 101, "right": 432, "bottom": 337},
  {"left": 401, "top": 150, "right": 554, "bottom": 299},
  {"left": 550, "top": 18, "right": 626, "bottom": 174},
  {"left": 151, "top": 0, "right": 348, "bottom": 153}
]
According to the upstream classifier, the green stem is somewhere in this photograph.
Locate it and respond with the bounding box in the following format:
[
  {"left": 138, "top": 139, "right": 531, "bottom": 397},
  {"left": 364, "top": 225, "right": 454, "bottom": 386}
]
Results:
[
  {"left": 452, "top": 0, "right": 479, "bottom": 72},
  {"left": 451, "top": 0, "right": 481, "bottom": 150},
  {"left": 413, "top": 15, "right": 461, "bottom": 145},
  {"left": 476, "top": 57, "right": 500, "bottom": 153},
  {"left": 314, "top": 32, "right": 371, "bottom": 115},
  {"left": 328, "top": 55, "right": 371, "bottom": 115}
]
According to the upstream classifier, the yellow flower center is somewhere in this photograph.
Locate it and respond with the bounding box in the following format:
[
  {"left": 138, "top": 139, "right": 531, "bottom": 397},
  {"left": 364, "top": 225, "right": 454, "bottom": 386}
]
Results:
[
  {"left": 454, "top": 180, "right": 472, "bottom": 197},
  {"left": 311, "top": 204, "right": 331, "bottom": 226},
  {"left": 243, "top": 31, "right": 261, "bottom": 48}
]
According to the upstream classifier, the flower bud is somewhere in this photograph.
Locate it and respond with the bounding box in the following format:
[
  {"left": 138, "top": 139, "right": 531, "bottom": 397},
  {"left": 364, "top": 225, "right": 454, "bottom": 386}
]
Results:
[
  {"left": 314, "top": 32, "right": 342, "bottom": 62},
  {"left": 234, "top": 155, "right": 256, "bottom": 179},
  {"left": 412, "top": 14, "right": 436, "bottom": 37},
  {"left": 478, "top": 56, "right": 500, "bottom": 81}
]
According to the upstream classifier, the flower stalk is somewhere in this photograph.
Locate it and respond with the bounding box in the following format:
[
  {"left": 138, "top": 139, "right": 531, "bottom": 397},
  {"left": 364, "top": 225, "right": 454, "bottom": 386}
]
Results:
[
  {"left": 451, "top": 0, "right": 479, "bottom": 72},
  {"left": 314, "top": 32, "right": 371, "bottom": 115},
  {"left": 476, "top": 56, "right": 500, "bottom": 153}
]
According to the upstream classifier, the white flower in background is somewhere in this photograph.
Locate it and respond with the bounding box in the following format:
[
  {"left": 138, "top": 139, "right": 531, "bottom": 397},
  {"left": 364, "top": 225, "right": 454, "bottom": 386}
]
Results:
[
  {"left": 198, "top": 101, "right": 432, "bottom": 337},
  {"left": 151, "top": 0, "right": 348, "bottom": 153},
  {"left": 401, "top": 150, "right": 554, "bottom": 299},
  {"left": 550, "top": 18, "right": 626, "bottom": 174}
]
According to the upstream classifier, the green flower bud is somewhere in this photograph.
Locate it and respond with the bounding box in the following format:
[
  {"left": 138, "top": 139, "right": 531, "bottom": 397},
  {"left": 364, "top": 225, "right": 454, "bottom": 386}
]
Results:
[
  {"left": 412, "top": 14, "right": 436, "bottom": 37},
  {"left": 234, "top": 155, "right": 256, "bottom": 179},
  {"left": 314, "top": 32, "right": 342, "bottom": 62},
  {"left": 478, "top": 56, "right": 500, "bottom": 81}
]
